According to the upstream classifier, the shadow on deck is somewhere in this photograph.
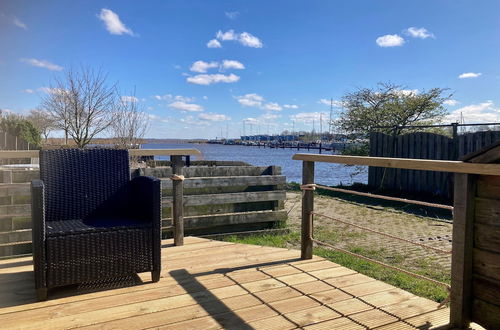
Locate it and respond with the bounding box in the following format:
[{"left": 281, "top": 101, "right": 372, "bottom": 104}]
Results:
[{"left": 0, "top": 237, "right": 451, "bottom": 329}]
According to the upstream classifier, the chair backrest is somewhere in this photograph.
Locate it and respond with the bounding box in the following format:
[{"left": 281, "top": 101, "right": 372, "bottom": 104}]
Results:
[{"left": 40, "top": 149, "right": 130, "bottom": 221}]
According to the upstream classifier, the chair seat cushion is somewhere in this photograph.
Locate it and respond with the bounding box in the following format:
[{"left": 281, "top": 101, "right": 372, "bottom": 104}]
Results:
[{"left": 46, "top": 218, "right": 151, "bottom": 237}]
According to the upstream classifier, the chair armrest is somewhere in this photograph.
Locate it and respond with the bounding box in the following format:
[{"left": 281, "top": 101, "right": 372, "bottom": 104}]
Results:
[
  {"left": 31, "top": 179, "right": 46, "bottom": 289},
  {"left": 129, "top": 176, "right": 161, "bottom": 225}
]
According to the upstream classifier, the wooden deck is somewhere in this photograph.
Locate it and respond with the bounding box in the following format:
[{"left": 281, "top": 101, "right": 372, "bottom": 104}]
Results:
[{"left": 0, "top": 237, "right": 451, "bottom": 329}]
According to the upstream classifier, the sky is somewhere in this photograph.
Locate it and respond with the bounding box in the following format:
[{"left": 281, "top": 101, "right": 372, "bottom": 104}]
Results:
[{"left": 1, "top": 0, "right": 500, "bottom": 139}]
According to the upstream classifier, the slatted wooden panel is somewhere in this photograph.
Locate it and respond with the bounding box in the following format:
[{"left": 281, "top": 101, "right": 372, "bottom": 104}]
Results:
[
  {"left": 470, "top": 175, "right": 500, "bottom": 329},
  {"left": 0, "top": 164, "right": 286, "bottom": 258},
  {"left": 369, "top": 130, "right": 500, "bottom": 199}
]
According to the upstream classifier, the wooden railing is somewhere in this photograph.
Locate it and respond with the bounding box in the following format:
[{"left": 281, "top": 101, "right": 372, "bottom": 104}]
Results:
[{"left": 292, "top": 152, "right": 500, "bottom": 329}]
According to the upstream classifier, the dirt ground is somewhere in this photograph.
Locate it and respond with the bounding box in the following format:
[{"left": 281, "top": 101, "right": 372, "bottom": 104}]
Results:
[{"left": 284, "top": 192, "right": 453, "bottom": 278}]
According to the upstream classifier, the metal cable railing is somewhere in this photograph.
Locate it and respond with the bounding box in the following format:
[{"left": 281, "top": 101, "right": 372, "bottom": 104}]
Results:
[{"left": 299, "top": 182, "right": 452, "bottom": 306}]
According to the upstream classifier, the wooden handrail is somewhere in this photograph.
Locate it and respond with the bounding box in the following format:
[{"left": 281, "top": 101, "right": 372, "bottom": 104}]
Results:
[
  {"left": 292, "top": 153, "right": 500, "bottom": 176},
  {"left": 0, "top": 148, "right": 201, "bottom": 159}
]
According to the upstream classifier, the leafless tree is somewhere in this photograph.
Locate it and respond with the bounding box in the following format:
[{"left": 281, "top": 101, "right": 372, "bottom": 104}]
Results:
[
  {"left": 27, "top": 109, "right": 57, "bottom": 142},
  {"left": 112, "top": 92, "right": 150, "bottom": 149},
  {"left": 41, "top": 67, "right": 118, "bottom": 148}
]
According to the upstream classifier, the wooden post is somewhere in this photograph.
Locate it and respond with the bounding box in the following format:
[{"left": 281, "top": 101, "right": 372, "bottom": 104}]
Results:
[
  {"left": 452, "top": 122, "right": 459, "bottom": 160},
  {"left": 301, "top": 160, "right": 314, "bottom": 259},
  {"left": 450, "top": 173, "right": 476, "bottom": 328},
  {"left": 171, "top": 155, "right": 184, "bottom": 246}
]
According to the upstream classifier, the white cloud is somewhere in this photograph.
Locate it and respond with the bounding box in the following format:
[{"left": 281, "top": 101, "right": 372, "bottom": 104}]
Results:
[
  {"left": 168, "top": 101, "right": 204, "bottom": 112},
  {"left": 236, "top": 93, "right": 265, "bottom": 107},
  {"left": 262, "top": 102, "right": 282, "bottom": 111},
  {"left": 261, "top": 113, "right": 280, "bottom": 121},
  {"left": 12, "top": 17, "right": 27, "bottom": 30},
  {"left": 222, "top": 60, "right": 245, "bottom": 70},
  {"left": 283, "top": 104, "right": 299, "bottom": 109},
  {"left": 155, "top": 94, "right": 195, "bottom": 102},
  {"left": 318, "top": 99, "right": 343, "bottom": 107},
  {"left": 290, "top": 112, "right": 328, "bottom": 123},
  {"left": 446, "top": 101, "right": 500, "bottom": 123},
  {"left": 443, "top": 99, "right": 459, "bottom": 106},
  {"left": 21, "top": 58, "right": 63, "bottom": 71},
  {"left": 38, "top": 87, "right": 64, "bottom": 94},
  {"left": 203, "top": 96, "right": 208, "bottom": 100},
  {"left": 216, "top": 29, "right": 238, "bottom": 41},
  {"left": 239, "top": 32, "right": 263, "bottom": 48},
  {"left": 190, "top": 60, "right": 219, "bottom": 73},
  {"left": 23, "top": 89, "right": 34, "bottom": 94},
  {"left": 243, "top": 117, "right": 259, "bottom": 124},
  {"left": 98, "top": 8, "right": 134, "bottom": 36},
  {"left": 207, "top": 39, "right": 222, "bottom": 48},
  {"left": 404, "top": 27, "right": 434, "bottom": 39},
  {"left": 215, "top": 30, "right": 263, "bottom": 48},
  {"left": 459, "top": 72, "right": 482, "bottom": 79},
  {"left": 225, "top": 11, "right": 240, "bottom": 20},
  {"left": 395, "top": 89, "right": 418, "bottom": 96},
  {"left": 376, "top": 34, "right": 405, "bottom": 47},
  {"left": 235, "top": 93, "right": 291, "bottom": 112},
  {"left": 187, "top": 73, "right": 240, "bottom": 85},
  {"left": 199, "top": 112, "right": 230, "bottom": 121},
  {"left": 121, "top": 96, "right": 138, "bottom": 103}
]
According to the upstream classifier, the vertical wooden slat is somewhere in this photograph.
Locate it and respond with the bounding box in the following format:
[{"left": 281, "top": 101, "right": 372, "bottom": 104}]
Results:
[
  {"left": 171, "top": 155, "right": 184, "bottom": 246},
  {"left": 301, "top": 161, "right": 314, "bottom": 260},
  {"left": 450, "top": 173, "right": 477, "bottom": 328}
]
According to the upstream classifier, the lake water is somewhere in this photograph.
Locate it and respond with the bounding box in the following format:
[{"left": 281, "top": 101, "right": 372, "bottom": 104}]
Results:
[{"left": 142, "top": 142, "right": 368, "bottom": 186}]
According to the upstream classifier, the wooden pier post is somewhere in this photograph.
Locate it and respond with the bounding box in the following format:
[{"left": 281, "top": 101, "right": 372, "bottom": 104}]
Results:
[
  {"left": 171, "top": 155, "right": 184, "bottom": 246},
  {"left": 301, "top": 160, "right": 314, "bottom": 259}
]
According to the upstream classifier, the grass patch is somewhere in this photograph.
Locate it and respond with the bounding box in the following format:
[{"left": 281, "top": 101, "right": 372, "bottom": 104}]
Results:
[
  {"left": 223, "top": 232, "right": 300, "bottom": 248},
  {"left": 222, "top": 232, "right": 449, "bottom": 303}
]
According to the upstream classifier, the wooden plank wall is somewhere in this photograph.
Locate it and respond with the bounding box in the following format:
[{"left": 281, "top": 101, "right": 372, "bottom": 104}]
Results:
[
  {"left": 470, "top": 175, "right": 500, "bottom": 329},
  {"left": 369, "top": 130, "right": 500, "bottom": 199},
  {"left": 0, "top": 164, "right": 286, "bottom": 258}
]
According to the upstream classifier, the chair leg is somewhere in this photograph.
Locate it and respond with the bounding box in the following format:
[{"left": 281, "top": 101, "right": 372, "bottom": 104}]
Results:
[
  {"left": 151, "top": 270, "right": 160, "bottom": 282},
  {"left": 36, "top": 288, "right": 48, "bottom": 301}
]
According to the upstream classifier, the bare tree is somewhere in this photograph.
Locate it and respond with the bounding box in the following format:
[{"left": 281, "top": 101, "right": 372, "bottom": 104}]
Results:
[
  {"left": 112, "top": 92, "right": 150, "bottom": 149},
  {"left": 41, "top": 67, "right": 118, "bottom": 148},
  {"left": 27, "top": 109, "right": 57, "bottom": 142}
]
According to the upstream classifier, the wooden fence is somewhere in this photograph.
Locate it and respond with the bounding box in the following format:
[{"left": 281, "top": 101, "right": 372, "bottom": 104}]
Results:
[
  {"left": 369, "top": 130, "right": 500, "bottom": 199},
  {"left": 0, "top": 131, "right": 33, "bottom": 150},
  {"left": 0, "top": 151, "right": 286, "bottom": 258},
  {"left": 293, "top": 146, "right": 500, "bottom": 329}
]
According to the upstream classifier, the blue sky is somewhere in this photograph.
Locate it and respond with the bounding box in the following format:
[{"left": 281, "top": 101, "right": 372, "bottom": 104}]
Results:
[{"left": 1, "top": 0, "right": 499, "bottom": 139}]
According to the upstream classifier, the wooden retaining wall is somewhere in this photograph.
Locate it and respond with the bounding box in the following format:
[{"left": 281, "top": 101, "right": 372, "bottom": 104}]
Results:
[
  {"left": 369, "top": 130, "right": 500, "bottom": 199},
  {"left": 0, "top": 163, "right": 286, "bottom": 258}
]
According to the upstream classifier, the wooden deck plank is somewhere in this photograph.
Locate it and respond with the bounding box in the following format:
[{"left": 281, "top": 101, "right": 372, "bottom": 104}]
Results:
[
  {"left": 284, "top": 305, "right": 341, "bottom": 327},
  {"left": 349, "top": 309, "right": 400, "bottom": 329},
  {"left": 303, "top": 316, "right": 366, "bottom": 330},
  {"left": 0, "top": 237, "right": 452, "bottom": 330}
]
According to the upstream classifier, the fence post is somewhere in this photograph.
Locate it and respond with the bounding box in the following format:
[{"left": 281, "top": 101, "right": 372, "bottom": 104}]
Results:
[
  {"left": 171, "top": 155, "right": 184, "bottom": 246},
  {"left": 301, "top": 160, "right": 314, "bottom": 259},
  {"left": 452, "top": 122, "right": 459, "bottom": 159},
  {"left": 450, "top": 173, "right": 476, "bottom": 328}
]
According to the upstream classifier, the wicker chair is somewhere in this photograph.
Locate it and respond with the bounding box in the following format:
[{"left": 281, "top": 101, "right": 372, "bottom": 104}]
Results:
[{"left": 31, "top": 149, "right": 161, "bottom": 301}]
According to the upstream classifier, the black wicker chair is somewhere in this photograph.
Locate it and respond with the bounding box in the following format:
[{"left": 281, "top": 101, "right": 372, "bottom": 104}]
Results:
[{"left": 31, "top": 149, "right": 161, "bottom": 301}]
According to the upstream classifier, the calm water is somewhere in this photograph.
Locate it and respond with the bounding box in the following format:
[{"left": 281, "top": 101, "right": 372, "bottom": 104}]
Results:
[{"left": 142, "top": 142, "right": 367, "bottom": 186}]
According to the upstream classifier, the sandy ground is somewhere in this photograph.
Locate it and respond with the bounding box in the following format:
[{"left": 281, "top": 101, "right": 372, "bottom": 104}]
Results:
[{"left": 284, "top": 192, "right": 453, "bottom": 275}]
